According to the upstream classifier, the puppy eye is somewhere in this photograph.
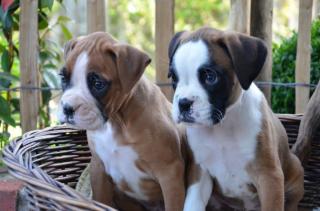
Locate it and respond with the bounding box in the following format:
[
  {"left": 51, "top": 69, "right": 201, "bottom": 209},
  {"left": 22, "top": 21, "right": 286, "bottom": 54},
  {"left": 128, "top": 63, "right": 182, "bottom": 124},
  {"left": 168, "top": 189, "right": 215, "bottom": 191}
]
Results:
[
  {"left": 87, "top": 72, "right": 109, "bottom": 93},
  {"left": 171, "top": 71, "right": 178, "bottom": 83},
  {"left": 59, "top": 67, "right": 69, "bottom": 90},
  {"left": 94, "top": 80, "right": 106, "bottom": 90},
  {"left": 205, "top": 71, "right": 217, "bottom": 85},
  {"left": 200, "top": 68, "right": 218, "bottom": 86}
]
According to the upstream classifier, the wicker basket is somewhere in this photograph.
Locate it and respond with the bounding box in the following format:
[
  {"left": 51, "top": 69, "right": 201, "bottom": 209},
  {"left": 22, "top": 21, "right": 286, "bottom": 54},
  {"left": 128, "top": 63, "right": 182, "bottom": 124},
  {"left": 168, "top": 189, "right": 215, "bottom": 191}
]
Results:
[
  {"left": 2, "top": 114, "right": 320, "bottom": 210},
  {"left": 3, "top": 126, "right": 115, "bottom": 211}
]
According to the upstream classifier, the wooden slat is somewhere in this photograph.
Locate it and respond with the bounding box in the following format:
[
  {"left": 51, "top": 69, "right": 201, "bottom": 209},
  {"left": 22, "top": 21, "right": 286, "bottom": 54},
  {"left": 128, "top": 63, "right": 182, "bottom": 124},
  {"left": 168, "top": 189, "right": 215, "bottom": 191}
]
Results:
[
  {"left": 19, "top": 0, "right": 39, "bottom": 133},
  {"left": 229, "top": 0, "right": 251, "bottom": 34},
  {"left": 87, "top": 0, "right": 106, "bottom": 33},
  {"left": 312, "top": 0, "right": 319, "bottom": 19},
  {"left": 250, "top": 0, "right": 273, "bottom": 104},
  {"left": 155, "top": 0, "right": 174, "bottom": 101},
  {"left": 295, "top": 0, "right": 313, "bottom": 113}
]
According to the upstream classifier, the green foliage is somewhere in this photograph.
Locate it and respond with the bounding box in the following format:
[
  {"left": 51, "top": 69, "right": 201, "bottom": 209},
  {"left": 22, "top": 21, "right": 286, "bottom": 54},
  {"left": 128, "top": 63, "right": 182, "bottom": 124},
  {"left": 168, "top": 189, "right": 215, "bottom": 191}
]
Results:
[
  {"left": 0, "top": 0, "right": 70, "bottom": 146},
  {"left": 272, "top": 18, "right": 320, "bottom": 113},
  {"left": 175, "top": 0, "right": 229, "bottom": 31}
]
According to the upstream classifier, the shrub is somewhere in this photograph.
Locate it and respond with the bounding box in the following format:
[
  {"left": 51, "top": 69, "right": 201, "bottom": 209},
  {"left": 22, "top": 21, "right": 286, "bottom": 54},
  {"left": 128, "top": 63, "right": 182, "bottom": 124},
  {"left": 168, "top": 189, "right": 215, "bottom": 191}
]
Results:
[{"left": 272, "top": 18, "right": 320, "bottom": 113}]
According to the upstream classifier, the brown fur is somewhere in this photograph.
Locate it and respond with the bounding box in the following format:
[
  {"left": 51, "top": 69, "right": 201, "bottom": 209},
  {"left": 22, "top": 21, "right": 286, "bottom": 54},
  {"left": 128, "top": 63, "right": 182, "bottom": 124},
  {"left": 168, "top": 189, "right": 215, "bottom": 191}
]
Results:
[{"left": 65, "top": 32, "right": 187, "bottom": 211}]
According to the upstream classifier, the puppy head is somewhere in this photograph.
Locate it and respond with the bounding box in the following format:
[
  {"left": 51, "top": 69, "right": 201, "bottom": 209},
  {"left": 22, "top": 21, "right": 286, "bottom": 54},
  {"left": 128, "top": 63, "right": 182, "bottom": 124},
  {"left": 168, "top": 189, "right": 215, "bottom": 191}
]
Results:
[
  {"left": 58, "top": 32, "right": 151, "bottom": 130},
  {"left": 168, "top": 27, "right": 267, "bottom": 126}
]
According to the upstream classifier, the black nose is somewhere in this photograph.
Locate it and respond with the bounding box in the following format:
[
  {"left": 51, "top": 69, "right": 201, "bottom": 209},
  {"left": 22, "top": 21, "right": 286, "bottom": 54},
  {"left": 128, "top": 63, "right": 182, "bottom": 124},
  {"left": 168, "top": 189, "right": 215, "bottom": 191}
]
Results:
[
  {"left": 63, "top": 104, "right": 74, "bottom": 116},
  {"left": 179, "top": 98, "right": 193, "bottom": 112}
]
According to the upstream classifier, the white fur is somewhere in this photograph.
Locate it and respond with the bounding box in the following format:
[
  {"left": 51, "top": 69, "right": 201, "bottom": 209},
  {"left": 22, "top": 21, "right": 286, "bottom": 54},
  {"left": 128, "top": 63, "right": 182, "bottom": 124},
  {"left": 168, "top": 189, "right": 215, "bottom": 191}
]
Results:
[
  {"left": 87, "top": 123, "right": 151, "bottom": 200},
  {"left": 187, "top": 84, "right": 262, "bottom": 210},
  {"left": 172, "top": 40, "right": 213, "bottom": 125},
  {"left": 58, "top": 52, "right": 104, "bottom": 130},
  {"left": 184, "top": 169, "right": 213, "bottom": 211}
]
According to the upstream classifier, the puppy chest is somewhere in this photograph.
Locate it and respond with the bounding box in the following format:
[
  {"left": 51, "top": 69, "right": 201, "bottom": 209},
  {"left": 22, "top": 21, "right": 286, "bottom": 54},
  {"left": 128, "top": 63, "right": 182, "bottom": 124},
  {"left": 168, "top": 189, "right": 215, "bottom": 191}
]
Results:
[
  {"left": 87, "top": 124, "right": 151, "bottom": 200},
  {"left": 188, "top": 130, "right": 259, "bottom": 208}
]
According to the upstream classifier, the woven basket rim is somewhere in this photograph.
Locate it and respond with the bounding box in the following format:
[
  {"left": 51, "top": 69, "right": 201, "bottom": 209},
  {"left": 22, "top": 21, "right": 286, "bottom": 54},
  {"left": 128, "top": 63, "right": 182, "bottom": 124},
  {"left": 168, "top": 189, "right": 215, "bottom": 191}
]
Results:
[{"left": 3, "top": 125, "right": 116, "bottom": 211}]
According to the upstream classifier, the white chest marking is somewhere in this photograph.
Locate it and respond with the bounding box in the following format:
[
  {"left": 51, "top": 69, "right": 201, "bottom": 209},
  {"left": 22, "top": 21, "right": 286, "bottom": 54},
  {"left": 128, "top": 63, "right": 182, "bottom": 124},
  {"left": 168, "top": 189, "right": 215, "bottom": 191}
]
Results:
[
  {"left": 87, "top": 123, "right": 150, "bottom": 200},
  {"left": 187, "top": 85, "right": 263, "bottom": 209}
]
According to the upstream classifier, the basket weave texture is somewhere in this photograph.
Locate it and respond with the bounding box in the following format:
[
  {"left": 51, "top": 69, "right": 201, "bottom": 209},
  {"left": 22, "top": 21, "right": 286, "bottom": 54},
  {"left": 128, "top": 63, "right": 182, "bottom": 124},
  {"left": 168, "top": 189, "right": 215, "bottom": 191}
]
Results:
[
  {"left": 2, "top": 114, "right": 320, "bottom": 210},
  {"left": 3, "top": 126, "right": 115, "bottom": 211}
]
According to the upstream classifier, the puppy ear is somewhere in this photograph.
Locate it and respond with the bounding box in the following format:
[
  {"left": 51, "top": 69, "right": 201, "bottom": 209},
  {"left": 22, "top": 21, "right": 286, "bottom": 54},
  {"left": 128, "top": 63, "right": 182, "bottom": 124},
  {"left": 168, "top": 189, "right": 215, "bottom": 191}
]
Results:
[
  {"left": 63, "top": 39, "right": 77, "bottom": 61},
  {"left": 168, "top": 31, "right": 187, "bottom": 62},
  {"left": 220, "top": 32, "right": 268, "bottom": 90},
  {"left": 108, "top": 44, "right": 151, "bottom": 92}
]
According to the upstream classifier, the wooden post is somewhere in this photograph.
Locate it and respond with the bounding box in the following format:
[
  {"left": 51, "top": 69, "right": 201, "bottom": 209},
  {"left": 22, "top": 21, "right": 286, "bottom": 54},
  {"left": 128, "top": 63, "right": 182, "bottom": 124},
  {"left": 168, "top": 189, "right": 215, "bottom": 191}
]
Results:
[
  {"left": 19, "top": 0, "right": 39, "bottom": 133},
  {"left": 229, "top": 0, "right": 251, "bottom": 34},
  {"left": 155, "top": 0, "right": 174, "bottom": 101},
  {"left": 313, "top": 0, "right": 320, "bottom": 19},
  {"left": 87, "top": 0, "right": 106, "bottom": 33},
  {"left": 295, "top": 0, "right": 313, "bottom": 113},
  {"left": 250, "top": 0, "right": 273, "bottom": 104}
]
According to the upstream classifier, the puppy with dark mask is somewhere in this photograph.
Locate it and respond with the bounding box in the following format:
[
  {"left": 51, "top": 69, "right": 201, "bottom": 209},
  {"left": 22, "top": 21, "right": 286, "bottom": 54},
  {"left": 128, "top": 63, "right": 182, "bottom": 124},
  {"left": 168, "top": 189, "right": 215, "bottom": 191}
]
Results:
[
  {"left": 168, "top": 27, "right": 304, "bottom": 211},
  {"left": 58, "top": 32, "right": 187, "bottom": 211}
]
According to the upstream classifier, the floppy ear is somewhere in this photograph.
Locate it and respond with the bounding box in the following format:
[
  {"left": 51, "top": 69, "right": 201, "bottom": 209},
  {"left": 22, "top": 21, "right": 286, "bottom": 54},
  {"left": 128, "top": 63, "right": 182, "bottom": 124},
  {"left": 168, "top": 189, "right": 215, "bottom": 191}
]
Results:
[
  {"left": 108, "top": 44, "right": 151, "bottom": 92},
  {"left": 220, "top": 32, "right": 268, "bottom": 90},
  {"left": 63, "top": 39, "right": 77, "bottom": 61},
  {"left": 168, "top": 31, "right": 188, "bottom": 62}
]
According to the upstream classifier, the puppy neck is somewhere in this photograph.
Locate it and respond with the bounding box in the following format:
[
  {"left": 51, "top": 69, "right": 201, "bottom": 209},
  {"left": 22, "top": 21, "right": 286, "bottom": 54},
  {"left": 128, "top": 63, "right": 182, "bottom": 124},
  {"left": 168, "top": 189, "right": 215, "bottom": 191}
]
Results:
[{"left": 219, "top": 84, "right": 263, "bottom": 130}]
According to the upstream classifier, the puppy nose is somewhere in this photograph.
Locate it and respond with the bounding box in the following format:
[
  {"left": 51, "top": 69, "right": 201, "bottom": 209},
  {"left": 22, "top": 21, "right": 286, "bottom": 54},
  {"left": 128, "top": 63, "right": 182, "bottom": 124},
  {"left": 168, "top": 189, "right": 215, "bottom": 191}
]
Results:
[
  {"left": 63, "top": 104, "right": 74, "bottom": 116},
  {"left": 179, "top": 98, "right": 193, "bottom": 112}
]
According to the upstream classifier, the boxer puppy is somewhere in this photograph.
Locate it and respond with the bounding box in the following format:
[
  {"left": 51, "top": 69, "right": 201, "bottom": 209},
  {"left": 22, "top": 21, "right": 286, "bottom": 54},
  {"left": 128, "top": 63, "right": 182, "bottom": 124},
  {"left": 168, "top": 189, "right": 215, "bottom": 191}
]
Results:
[
  {"left": 58, "top": 32, "right": 186, "bottom": 211},
  {"left": 167, "top": 27, "right": 304, "bottom": 211}
]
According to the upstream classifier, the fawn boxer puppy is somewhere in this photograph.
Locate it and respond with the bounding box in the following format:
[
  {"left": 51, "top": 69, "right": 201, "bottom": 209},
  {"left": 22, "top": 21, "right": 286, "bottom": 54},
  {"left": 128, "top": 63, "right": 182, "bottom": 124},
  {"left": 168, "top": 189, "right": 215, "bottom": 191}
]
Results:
[
  {"left": 168, "top": 27, "right": 304, "bottom": 211},
  {"left": 58, "top": 32, "right": 186, "bottom": 211}
]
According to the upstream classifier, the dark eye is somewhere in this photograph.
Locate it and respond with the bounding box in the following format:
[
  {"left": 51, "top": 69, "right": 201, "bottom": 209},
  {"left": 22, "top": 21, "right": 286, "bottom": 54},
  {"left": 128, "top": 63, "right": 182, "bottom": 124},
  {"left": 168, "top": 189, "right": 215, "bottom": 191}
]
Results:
[
  {"left": 59, "top": 67, "right": 69, "bottom": 90},
  {"left": 94, "top": 80, "right": 106, "bottom": 90},
  {"left": 203, "top": 69, "right": 217, "bottom": 86},
  {"left": 171, "top": 71, "right": 178, "bottom": 83},
  {"left": 87, "top": 72, "right": 110, "bottom": 96}
]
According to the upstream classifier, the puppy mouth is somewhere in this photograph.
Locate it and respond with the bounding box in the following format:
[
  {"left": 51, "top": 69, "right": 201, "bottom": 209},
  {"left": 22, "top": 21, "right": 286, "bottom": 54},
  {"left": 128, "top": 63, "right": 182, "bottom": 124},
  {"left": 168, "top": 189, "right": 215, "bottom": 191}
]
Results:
[
  {"left": 60, "top": 116, "right": 75, "bottom": 125},
  {"left": 211, "top": 107, "right": 225, "bottom": 125},
  {"left": 178, "top": 112, "right": 195, "bottom": 123}
]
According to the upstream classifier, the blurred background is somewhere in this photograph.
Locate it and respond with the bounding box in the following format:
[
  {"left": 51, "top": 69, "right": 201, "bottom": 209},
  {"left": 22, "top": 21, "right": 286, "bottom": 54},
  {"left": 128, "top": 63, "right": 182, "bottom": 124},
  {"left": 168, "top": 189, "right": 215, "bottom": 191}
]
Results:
[{"left": 0, "top": 0, "right": 319, "bottom": 162}]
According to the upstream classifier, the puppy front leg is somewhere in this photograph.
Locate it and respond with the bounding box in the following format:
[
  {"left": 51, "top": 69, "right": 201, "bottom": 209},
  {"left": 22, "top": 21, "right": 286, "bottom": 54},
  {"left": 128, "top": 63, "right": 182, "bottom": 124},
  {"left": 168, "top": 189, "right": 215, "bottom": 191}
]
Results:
[
  {"left": 184, "top": 167, "right": 212, "bottom": 211},
  {"left": 256, "top": 170, "right": 285, "bottom": 211},
  {"left": 157, "top": 161, "right": 186, "bottom": 211},
  {"left": 90, "top": 154, "right": 114, "bottom": 206}
]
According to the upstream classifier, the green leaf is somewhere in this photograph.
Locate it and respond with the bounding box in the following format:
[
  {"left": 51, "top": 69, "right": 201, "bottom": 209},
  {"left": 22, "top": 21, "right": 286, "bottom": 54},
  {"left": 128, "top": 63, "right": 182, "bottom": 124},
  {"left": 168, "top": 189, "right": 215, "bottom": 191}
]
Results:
[
  {"left": 40, "top": 0, "right": 54, "bottom": 10},
  {"left": 0, "top": 96, "right": 16, "bottom": 126},
  {"left": 41, "top": 82, "right": 52, "bottom": 105},
  {"left": 3, "top": 11, "right": 13, "bottom": 31},
  {"left": 60, "top": 23, "right": 72, "bottom": 40},
  {"left": 0, "top": 72, "right": 19, "bottom": 81},
  {"left": 10, "top": 98, "right": 19, "bottom": 113},
  {"left": 1, "top": 50, "right": 10, "bottom": 72},
  {"left": 43, "top": 68, "right": 59, "bottom": 88},
  {"left": 38, "top": 11, "right": 49, "bottom": 29},
  {"left": 57, "top": 16, "right": 71, "bottom": 23}
]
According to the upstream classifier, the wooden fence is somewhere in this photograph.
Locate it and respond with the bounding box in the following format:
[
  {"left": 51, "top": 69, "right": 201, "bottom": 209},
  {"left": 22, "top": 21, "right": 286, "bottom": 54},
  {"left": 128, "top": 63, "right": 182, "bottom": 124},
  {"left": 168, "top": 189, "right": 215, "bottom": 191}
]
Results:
[{"left": 19, "top": 0, "right": 317, "bottom": 133}]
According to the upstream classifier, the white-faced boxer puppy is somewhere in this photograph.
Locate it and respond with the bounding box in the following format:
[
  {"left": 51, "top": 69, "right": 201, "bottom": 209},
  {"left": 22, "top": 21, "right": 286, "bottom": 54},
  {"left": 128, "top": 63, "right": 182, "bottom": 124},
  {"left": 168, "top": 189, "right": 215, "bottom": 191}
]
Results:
[
  {"left": 58, "top": 32, "right": 186, "bottom": 211},
  {"left": 167, "top": 27, "right": 304, "bottom": 211}
]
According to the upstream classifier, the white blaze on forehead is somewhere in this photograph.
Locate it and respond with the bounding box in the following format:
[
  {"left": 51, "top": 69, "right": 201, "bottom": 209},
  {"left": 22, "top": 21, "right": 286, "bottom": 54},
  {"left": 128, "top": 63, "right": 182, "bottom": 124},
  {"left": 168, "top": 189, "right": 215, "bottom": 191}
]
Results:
[
  {"left": 64, "top": 51, "right": 94, "bottom": 102},
  {"left": 173, "top": 40, "right": 209, "bottom": 84},
  {"left": 71, "top": 52, "right": 89, "bottom": 89}
]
